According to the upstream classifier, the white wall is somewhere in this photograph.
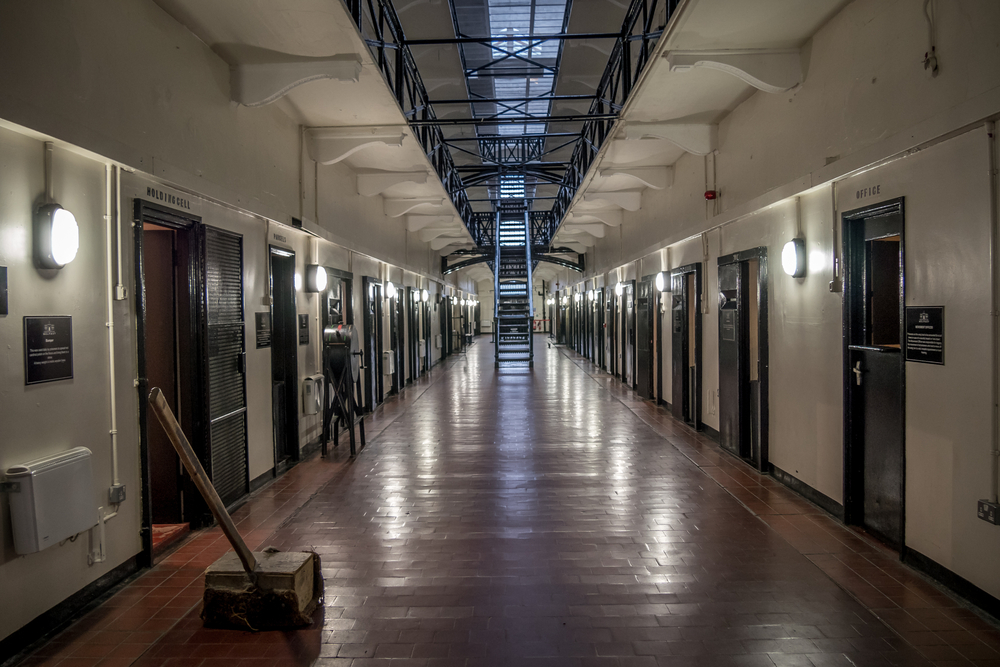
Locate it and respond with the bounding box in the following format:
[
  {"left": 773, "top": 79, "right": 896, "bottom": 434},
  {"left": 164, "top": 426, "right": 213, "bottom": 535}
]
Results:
[
  {"left": 0, "top": 0, "right": 475, "bottom": 644},
  {"left": 571, "top": 0, "right": 1000, "bottom": 602}
]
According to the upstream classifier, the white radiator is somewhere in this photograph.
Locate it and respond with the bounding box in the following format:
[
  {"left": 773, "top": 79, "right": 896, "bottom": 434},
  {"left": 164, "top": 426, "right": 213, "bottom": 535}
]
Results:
[{"left": 5, "top": 447, "right": 96, "bottom": 555}]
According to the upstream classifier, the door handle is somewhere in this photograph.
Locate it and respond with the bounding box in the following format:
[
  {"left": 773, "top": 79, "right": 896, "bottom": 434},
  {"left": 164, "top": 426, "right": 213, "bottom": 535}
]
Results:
[{"left": 853, "top": 361, "right": 864, "bottom": 386}]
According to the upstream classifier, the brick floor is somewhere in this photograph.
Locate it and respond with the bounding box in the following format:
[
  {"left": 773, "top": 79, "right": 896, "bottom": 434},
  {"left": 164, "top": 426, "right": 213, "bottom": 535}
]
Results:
[{"left": 15, "top": 337, "right": 1000, "bottom": 666}]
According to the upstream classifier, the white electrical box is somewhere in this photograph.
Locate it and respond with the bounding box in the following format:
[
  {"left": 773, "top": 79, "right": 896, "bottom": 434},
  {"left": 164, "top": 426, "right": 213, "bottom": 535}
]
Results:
[
  {"left": 5, "top": 447, "right": 97, "bottom": 555},
  {"left": 418, "top": 339, "right": 426, "bottom": 357},
  {"left": 382, "top": 351, "right": 395, "bottom": 375},
  {"left": 435, "top": 334, "right": 442, "bottom": 349},
  {"left": 302, "top": 374, "right": 323, "bottom": 415}
]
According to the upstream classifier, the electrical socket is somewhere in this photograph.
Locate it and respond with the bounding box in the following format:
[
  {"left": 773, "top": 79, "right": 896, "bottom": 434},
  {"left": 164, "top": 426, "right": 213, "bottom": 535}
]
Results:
[
  {"left": 977, "top": 499, "right": 999, "bottom": 525},
  {"left": 109, "top": 484, "right": 126, "bottom": 504}
]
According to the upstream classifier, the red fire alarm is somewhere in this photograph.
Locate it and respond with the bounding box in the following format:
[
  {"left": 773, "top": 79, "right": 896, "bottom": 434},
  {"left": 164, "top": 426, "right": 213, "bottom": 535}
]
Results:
[{"left": 704, "top": 190, "right": 718, "bottom": 200}]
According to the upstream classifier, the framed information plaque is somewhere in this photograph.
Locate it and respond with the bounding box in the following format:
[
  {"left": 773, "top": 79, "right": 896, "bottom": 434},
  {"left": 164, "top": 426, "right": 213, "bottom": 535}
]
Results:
[
  {"left": 24, "top": 316, "right": 74, "bottom": 384},
  {"left": 905, "top": 306, "right": 944, "bottom": 365}
]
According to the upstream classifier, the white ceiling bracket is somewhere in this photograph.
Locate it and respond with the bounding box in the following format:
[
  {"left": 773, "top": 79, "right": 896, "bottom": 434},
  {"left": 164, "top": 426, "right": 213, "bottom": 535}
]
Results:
[
  {"left": 406, "top": 215, "right": 458, "bottom": 231},
  {"left": 597, "top": 167, "right": 673, "bottom": 190},
  {"left": 561, "top": 223, "right": 606, "bottom": 238},
  {"left": 582, "top": 191, "right": 642, "bottom": 211},
  {"left": 622, "top": 122, "right": 718, "bottom": 156},
  {"left": 232, "top": 55, "right": 363, "bottom": 107},
  {"left": 431, "top": 237, "right": 469, "bottom": 251},
  {"left": 418, "top": 228, "right": 466, "bottom": 242},
  {"left": 665, "top": 49, "right": 802, "bottom": 94},
  {"left": 357, "top": 171, "right": 429, "bottom": 197},
  {"left": 306, "top": 126, "right": 407, "bottom": 165},
  {"left": 384, "top": 197, "right": 445, "bottom": 217},
  {"left": 567, "top": 210, "right": 623, "bottom": 227}
]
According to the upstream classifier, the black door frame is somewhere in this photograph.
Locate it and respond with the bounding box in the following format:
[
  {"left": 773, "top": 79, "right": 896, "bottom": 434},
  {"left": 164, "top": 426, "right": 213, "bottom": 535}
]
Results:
[
  {"left": 717, "top": 248, "right": 770, "bottom": 469},
  {"left": 269, "top": 246, "right": 300, "bottom": 468},
  {"left": 361, "top": 277, "right": 384, "bottom": 411},
  {"left": 654, "top": 285, "right": 665, "bottom": 407},
  {"left": 636, "top": 276, "right": 655, "bottom": 399},
  {"left": 133, "top": 199, "right": 206, "bottom": 567},
  {"left": 670, "top": 263, "right": 704, "bottom": 428},
  {"left": 842, "top": 197, "right": 906, "bottom": 545}
]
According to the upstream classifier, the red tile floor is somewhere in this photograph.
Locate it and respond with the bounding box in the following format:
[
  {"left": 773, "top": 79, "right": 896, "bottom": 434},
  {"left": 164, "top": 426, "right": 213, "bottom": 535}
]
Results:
[{"left": 14, "top": 337, "right": 1000, "bottom": 667}]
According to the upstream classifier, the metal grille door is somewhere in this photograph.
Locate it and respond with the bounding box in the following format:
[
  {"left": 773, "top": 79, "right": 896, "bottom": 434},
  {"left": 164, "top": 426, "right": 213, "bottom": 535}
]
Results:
[{"left": 204, "top": 227, "right": 248, "bottom": 507}]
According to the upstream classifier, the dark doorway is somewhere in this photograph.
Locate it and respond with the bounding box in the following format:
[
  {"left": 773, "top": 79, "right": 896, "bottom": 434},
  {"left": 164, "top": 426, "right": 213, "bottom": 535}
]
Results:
[
  {"left": 607, "top": 290, "right": 616, "bottom": 375},
  {"left": 670, "top": 264, "right": 703, "bottom": 427},
  {"left": 135, "top": 201, "right": 249, "bottom": 565},
  {"left": 362, "top": 277, "right": 384, "bottom": 411},
  {"left": 636, "top": 277, "right": 654, "bottom": 399},
  {"left": 269, "top": 247, "right": 299, "bottom": 470},
  {"left": 407, "top": 287, "right": 420, "bottom": 382},
  {"left": 624, "top": 280, "right": 636, "bottom": 389},
  {"left": 388, "top": 289, "right": 403, "bottom": 394},
  {"left": 141, "top": 226, "right": 185, "bottom": 526},
  {"left": 717, "top": 250, "right": 768, "bottom": 470},
  {"left": 844, "top": 198, "right": 906, "bottom": 549},
  {"left": 596, "top": 288, "right": 605, "bottom": 369}
]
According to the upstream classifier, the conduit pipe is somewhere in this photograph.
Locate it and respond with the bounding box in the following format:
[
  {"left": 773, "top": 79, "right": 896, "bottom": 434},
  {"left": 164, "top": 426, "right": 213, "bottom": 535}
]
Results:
[
  {"left": 104, "top": 164, "right": 120, "bottom": 489},
  {"left": 829, "top": 182, "right": 842, "bottom": 292},
  {"left": 988, "top": 120, "right": 999, "bottom": 503},
  {"left": 44, "top": 142, "right": 54, "bottom": 203},
  {"left": 115, "top": 166, "right": 125, "bottom": 300}
]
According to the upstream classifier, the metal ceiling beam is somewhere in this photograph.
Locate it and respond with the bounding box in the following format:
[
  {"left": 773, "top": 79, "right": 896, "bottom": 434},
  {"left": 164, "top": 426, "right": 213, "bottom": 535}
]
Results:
[
  {"left": 430, "top": 95, "right": 595, "bottom": 105},
  {"left": 410, "top": 114, "right": 616, "bottom": 126},
  {"left": 405, "top": 33, "right": 622, "bottom": 46}
]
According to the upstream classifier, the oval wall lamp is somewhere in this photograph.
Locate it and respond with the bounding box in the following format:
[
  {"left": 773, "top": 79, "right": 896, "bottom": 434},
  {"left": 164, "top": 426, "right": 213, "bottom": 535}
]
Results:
[
  {"left": 305, "top": 264, "right": 327, "bottom": 292},
  {"left": 421, "top": 289, "right": 429, "bottom": 302},
  {"left": 654, "top": 271, "right": 670, "bottom": 292},
  {"left": 614, "top": 282, "right": 624, "bottom": 297},
  {"left": 35, "top": 203, "right": 79, "bottom": 269},
  {"left": 782, "top": 238, "right": 807, "bottom": 277},
  {"left": 386, "top": 281, "right": 397, "bottom": 299}
]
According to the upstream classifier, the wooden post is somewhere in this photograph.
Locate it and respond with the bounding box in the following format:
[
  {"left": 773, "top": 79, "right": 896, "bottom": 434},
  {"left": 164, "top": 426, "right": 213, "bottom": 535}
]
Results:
[{"left": 148, "top": 387, "right": 258, "bottom": 575}]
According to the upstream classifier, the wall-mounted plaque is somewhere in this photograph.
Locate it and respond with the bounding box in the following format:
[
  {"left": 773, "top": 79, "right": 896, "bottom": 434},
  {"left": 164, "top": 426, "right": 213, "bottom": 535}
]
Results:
[
  {"left": 905, "top": 306, "right": 944, "bottom": 365},
  {"left": 24, "top": 316, "right": 73, "bottom": 384},
  {"left": 255, "top": 312, "right": 271, "bottom": 349},
  {"left": 298, "top": 314, "right": 309, "bottom": 345}
]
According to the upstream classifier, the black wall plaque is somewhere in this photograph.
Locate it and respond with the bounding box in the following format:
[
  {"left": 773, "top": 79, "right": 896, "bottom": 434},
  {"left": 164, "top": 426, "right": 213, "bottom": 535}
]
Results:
[
  {"left": 24, "top": 316, "right": 73, "bottom": 384},
  {"left": 0, "top": 266, "right": 7, "bottom": 315},
  {"left": 905, "top": 306, "right": 944, "bottom": 365},
  {"left": 298, "top": 313, "right": 309, "bottom": 345},
  {"left": 255, "top": 312, "right": 271, "bottom": 349}
]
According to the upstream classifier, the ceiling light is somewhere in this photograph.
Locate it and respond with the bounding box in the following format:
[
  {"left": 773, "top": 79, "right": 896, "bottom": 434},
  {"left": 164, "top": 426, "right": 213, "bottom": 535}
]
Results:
[
  {"left": 782, "top": 238, "right": 807, "bottom": 277},
  {"left": 35, "top": 204, "right": 79, "bottom": 269},
  {"left": 305, "top": 265, "right": 327, "bottom": 292}
]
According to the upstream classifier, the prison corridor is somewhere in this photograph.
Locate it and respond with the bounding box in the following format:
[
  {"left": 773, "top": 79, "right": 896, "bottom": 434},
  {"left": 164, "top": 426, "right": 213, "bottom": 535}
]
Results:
[{"left": 18, "top": 338, "right": 1000, "bottom": 667}]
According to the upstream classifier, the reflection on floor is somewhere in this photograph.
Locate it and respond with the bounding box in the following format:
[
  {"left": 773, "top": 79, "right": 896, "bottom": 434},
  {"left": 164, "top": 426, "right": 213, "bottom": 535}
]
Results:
[
  {"left": 151, "top": 525, "right": 189, "bottom": 559},
  {"left": 15, "top": 337, "right": 1000, "bottom": 667}
]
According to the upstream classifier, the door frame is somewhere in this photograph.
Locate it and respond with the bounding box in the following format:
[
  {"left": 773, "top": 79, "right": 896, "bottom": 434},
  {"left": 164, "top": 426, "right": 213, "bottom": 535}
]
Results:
[
  {"left": 269, "top": 245, "right": 300, "bottom": 468},
  {"left": 717, "top": 248, "right": 770, "bottom": 469},
  {"left": 842, "top": 197, "right": 906, "bottom": 541},
  {"left": 670, "top": 263, "right": 704, "bottom": 428},
  {"left": 133, "top": 199, "right": 205, "bottom": 567}
]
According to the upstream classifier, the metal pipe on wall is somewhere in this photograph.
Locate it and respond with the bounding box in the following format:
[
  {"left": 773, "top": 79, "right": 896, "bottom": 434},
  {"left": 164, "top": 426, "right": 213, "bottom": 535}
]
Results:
[
  {"left": 988, "top": 121, "right": 1000, "bottom": 503},
  {"left": 104, "top": 164, "right": 120, "bottom": 489}
]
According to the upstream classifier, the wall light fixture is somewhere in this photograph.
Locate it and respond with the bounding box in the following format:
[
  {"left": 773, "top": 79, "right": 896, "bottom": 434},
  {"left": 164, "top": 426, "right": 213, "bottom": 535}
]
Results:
[{"left": 35, "top": 203, "right": 79, "bottom": 269}]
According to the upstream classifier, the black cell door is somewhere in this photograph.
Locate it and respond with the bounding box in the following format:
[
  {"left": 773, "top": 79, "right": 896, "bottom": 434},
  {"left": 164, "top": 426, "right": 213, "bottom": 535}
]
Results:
[
  {"left": 362, "top": 277, "right": 383, "bottom": 411},
  {"left": 718, "top": 251, "right": 768, "bottom": 470},
  {"left": 636, "top": 277, "right": 654, "bottom": 399},
  {"left": 670, "top": 265, "right": 702, "bottom": 427},
  {"left": 844, "top": 199, "right": 905, "bottom": 548},
  {"left": 205, "top": 228, "right": 249, "bottom": 505},
  {"left": 270, "top": 248, "right": 298, "bottom": 468},
  {"left": 597, "top": 289, "right": 605, "bottom": 369}
]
